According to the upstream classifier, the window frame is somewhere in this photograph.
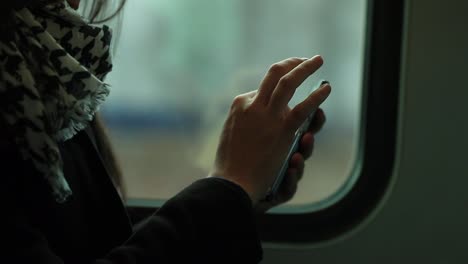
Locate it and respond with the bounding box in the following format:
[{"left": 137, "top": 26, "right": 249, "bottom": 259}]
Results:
[
  {"left": 256, "top": 0, "right": 405, "bottom": 243},
  {"left": 126, "top": 0, "right": 405, "bottom": 244}
]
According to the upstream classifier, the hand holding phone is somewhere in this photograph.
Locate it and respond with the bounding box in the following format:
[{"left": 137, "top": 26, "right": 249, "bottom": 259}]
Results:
[{"left": 265, "top": 80, "right": 329, "bottom": 201}]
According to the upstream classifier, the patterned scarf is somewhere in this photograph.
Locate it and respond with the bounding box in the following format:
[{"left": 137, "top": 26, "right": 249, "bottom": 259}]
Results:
[{"left": 0, "top": 2, "right": 113, "bottom": 203}]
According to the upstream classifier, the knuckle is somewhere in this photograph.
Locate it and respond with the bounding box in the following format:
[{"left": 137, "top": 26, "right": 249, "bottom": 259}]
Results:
[
  {"left": 278, "top": 75, "right": 293, "bottom": 88},
  {"left": 231, "top": 95, "right": 244, "bottom": 109},
  {"left": 268, "top": 58, "right": 303, "bottom": 77},
  {"left": 268, "top": 63, "right": 286, "bottom": 75},
  {"left": 231, "top": 94, "right": 255, "bottom": 113}
]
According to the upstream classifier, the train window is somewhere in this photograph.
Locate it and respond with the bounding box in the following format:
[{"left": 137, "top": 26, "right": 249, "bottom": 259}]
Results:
[
  {"left": 100, "top": 0, "right": 403, "bottom": 242},
  {"left": 103, "top": 0, "right": 365, "bottom": 207}
]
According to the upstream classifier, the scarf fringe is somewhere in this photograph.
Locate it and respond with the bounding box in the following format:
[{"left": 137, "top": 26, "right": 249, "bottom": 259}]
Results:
[
  {"left": 55, "top": 82, "right": 110, "bottom": 142},
  {"left": 49, "top": 168, "right": 73, "bottom": 203}
]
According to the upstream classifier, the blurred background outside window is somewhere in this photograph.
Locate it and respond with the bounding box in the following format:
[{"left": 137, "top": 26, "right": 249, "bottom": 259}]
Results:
[{"left": 99, "top": 0, "right": 367, "bottom": 208}]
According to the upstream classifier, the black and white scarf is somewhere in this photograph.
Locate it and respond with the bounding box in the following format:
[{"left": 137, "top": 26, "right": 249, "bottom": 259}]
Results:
[{"left": 0, "top": 1, "right": 113, "bottom": 202}]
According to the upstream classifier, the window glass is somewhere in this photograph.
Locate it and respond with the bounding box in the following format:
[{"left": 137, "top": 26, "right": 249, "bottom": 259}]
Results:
[{"left": 101, "top": 0, "right": 367, "bottom": 207}]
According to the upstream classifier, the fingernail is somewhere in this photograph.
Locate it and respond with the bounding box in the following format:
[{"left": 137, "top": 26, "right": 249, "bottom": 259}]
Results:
[{"left": 320, "top": 80, "right": 330, "bottom": 86}]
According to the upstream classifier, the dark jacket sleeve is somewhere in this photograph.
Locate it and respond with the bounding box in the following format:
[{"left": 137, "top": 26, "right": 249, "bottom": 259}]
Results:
[
  {"left": 106, "top": 178, "right": 263, "bottom": 263},
  {"left": 0, "top": 143, "right": 262, "bottom": 263}
]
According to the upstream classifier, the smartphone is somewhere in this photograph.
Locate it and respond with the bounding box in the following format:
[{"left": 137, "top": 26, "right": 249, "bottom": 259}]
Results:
[{"left": 265, "top": 80, "right": 329, "bottom": 201}]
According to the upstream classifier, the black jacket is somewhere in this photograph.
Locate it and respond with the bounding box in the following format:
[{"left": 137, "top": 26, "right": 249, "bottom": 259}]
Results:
[{"left": 0, "top": 126, "right": 262, "bottom": 263}]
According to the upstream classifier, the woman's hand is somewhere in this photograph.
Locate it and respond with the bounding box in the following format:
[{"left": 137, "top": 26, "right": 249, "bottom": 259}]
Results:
[
  {"left": 254, "top": 108, "right": 327, "bottom": 213},
  {"left": 209, "top": 56, "right": 331, "bottom": 207}
]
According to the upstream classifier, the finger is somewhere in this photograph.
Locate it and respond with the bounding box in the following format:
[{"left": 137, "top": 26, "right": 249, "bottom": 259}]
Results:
[
  {"left": 262, "top": 167, "right": 301, "bottom": 207},
  {"left": 277, "top": 169, "right": 299, "bottom": 203},
  {"left": 256, "top": 57, "right": 307, "bottom": 105},
  {"left": 299, "top": 133, "right": 315, "bottom": 159},
  {"left": 286, "top": 83, "right": 331, "bottom": 132},
  {"left": 289, "top": 153, "right": 305, "bottom": 180},
  {"left": 308, "top": 108, "right": 326, "bottom": 134},
  {"left": 269, "top": 55, "right": 324, "bottom": 110}
]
